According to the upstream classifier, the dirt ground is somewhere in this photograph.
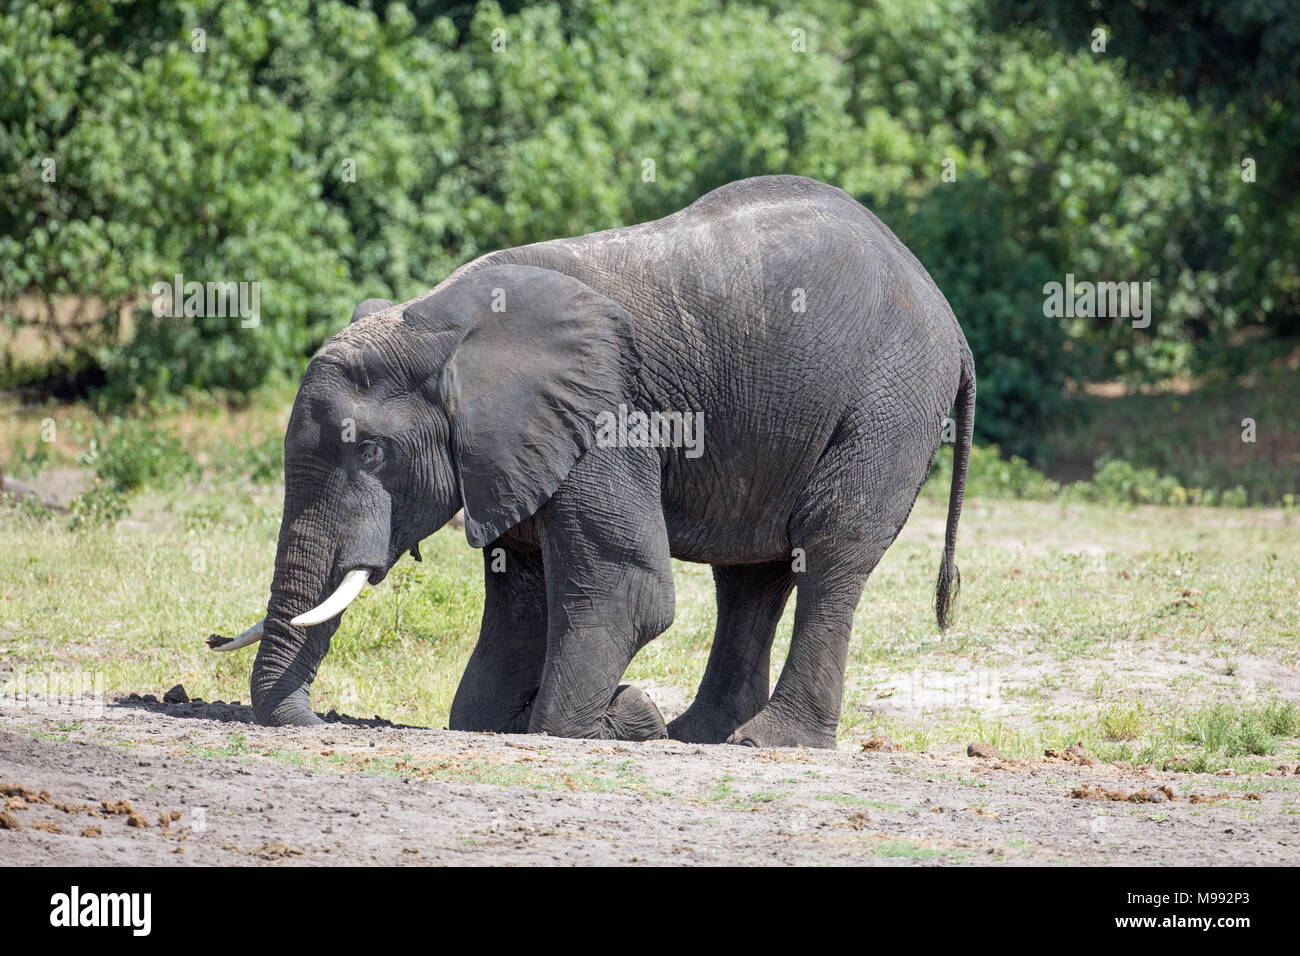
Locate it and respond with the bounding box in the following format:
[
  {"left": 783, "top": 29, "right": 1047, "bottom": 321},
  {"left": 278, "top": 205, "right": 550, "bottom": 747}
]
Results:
[{"left": 2, "top": 695, "right": 1297, "bottom": 866}]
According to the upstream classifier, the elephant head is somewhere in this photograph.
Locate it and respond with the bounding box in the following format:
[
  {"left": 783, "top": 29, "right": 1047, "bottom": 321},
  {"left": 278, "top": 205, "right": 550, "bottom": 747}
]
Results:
[{"left": 243, "top": 264, "right": 641, "bottom": 725}]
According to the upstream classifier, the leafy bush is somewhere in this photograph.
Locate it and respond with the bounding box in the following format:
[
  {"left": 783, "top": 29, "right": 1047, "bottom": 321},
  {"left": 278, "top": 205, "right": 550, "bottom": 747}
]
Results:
[
  {"left": 237, "top": 432, "right": 285, "bottom": 485},
  {"left": 926, "top": 444, "right": 1060, "bottom": 501},
  {"left": 1064, "top": 460, "right": 1257, "bottom": 508},
  {"left": 4, "top": 0, "right": 1297, "bottom": 463},
  {"left": 76, "top": 418, "right": 196, "bottom": 493},
  {"left": 7, "top": 440, "right": 51, "bottom": 481},
  {"left": 926, "top": 445, "right": 1266, "bottom": 507},
  {"left": 1262, "top": 701, "right": 1300, "bottom": 739},
  {"left": 1099, "top": 703, "right": 1146, "bottom": 741},
  {"left": 66, "top": 483, "right": 128, "bottom": 530},
  {"left": 1069, "top": 460, "right": 1190, "bottom": 507},
  {"left": 884, "top": 181, "right": 1069, "bottom": 460}
]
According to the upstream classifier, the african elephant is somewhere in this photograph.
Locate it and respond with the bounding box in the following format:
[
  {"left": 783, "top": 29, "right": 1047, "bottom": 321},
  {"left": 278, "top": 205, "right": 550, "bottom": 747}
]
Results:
[{"left": 213, "top": 175, "right": 975, "bottom": 749}]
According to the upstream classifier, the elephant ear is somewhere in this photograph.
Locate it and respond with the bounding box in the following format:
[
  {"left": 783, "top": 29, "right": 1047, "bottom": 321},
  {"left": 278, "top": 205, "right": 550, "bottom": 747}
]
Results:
[
  {"left": 439, "top": 265, "right": 641, "bottom": 548},
  {"left": 350, "top": 298, "right": 394, "bottom": 323}
]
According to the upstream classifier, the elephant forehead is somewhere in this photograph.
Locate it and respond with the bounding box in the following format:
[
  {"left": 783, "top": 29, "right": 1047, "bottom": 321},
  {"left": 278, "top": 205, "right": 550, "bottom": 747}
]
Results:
[
  {"left": 288, "top": 378, "right": 427, "bottom": 454},
  {"left": 310, "top": 341, "right": 397, "bottom": 388}
]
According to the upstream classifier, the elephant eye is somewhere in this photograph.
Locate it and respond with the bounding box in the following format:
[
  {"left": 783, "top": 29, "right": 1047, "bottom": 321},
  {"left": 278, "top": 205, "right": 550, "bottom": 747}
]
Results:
[{"left": 357, "top": 439, "right": 385, "bottom": 471}]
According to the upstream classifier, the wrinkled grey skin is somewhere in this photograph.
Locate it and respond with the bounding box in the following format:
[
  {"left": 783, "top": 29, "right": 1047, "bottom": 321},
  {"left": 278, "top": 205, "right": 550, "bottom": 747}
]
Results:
[{"left": 251, "top": 175, "right": 975, "bottom": 748}]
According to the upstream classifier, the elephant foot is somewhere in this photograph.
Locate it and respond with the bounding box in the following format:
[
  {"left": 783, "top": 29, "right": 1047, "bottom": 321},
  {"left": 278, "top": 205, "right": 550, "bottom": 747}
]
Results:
[
  {"left": 666, "top": 705, "right": 740, "bottom": 744},
  {"left": 529, "top": 685, "right": 666, "bottom": 741},
  {"left": 726, "top": 708, "right": 838, "bottom": 750},
  {"left": 449, "top": 700, "right": 532, "bottom": 735},
  {"left": 604, "top": 684, "right": 667, "bottom": 741},
  {"left": 253, "top": 684, "right": 325, "bottom": 727}
]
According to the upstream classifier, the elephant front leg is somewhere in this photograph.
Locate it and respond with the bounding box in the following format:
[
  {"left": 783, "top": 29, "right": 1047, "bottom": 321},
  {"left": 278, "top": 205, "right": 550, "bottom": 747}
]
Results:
[
  {"left": 525, "top": 566, "right": 675, "bottom": 742},
  {"left": 449, "top": 543, "right": 548, "bottom": 734},
  {"left": 530, "top": 649, "right": 669, "bottom": 742},
  {"left": 526, "top": 446, "right": 675, "bottom": 742}
]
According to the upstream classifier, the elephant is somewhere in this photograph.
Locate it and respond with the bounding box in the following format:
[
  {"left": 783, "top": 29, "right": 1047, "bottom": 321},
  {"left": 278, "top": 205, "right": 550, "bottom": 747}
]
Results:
[{"left": 211, "top": 175, "right": 975, "bottom": 749}]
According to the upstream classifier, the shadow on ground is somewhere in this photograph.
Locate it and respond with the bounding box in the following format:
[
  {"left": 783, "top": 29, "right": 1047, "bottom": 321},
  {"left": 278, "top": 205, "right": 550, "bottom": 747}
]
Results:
[{"left": 109, "top": 693, "right": 424, "bottom": 730}]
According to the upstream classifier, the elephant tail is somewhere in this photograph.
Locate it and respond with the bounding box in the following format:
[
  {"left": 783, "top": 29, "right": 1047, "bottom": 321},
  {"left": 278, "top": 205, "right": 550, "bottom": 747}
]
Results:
[{"left": 936, "top": 351, "right": 975, "bottom": 629}]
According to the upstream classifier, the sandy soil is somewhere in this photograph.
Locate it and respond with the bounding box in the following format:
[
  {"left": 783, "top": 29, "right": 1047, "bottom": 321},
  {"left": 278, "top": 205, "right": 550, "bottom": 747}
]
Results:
[{"left": 2, "top": 696, "right": 1297, "bottom": 866}]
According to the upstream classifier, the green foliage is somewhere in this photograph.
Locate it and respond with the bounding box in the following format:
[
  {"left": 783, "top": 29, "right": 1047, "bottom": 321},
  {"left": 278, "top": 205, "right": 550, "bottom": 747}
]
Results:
[
  {"left": 883, "top": 181, "right": 1067, "bottom": 459},
  {"left": 1070, "top": 459, "right": 1197, "bottom": 507},
  {"left": 1099, "top": 703, "right": 1145, "bottom": 741},
  {"left": 3, "top": 0, "right": 1297, "bottom": 465},
  {"left": 927, "top": 444, "right": 1060, "bottom": 501},
  {"left": 76, "top": 417, "right": 196, "bottom": 493},
  {"left": 926, "top": 443, "right": 1270, "bottom": 508},
  {"left": 1263, "top": 701, "right": 1300, "bottom": 739},
  {"left": 7, "top": 440, "right": 51, "bottom": 481},
  {"left": 1, "top": 488, "right": 57, "bottom": 523},
  {"left": 1065, "top": 459, "right": 1253, "bottom": 508},
  {"left": 233, "top": 432, "right": 284, "bottom": 485},
  {"left": 66, "top": 483, "right": 129, "bottom": 530},
  {"left": 64, "top": 416, "right": 197, "bottom": 526},
  {"left": 986, "top": 0, "right": 1300, "bottom": 343}
]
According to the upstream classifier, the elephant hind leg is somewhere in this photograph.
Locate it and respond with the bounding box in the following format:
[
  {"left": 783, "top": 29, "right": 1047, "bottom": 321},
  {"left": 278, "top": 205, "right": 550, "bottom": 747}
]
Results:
[
  {"left": 728, "top": 403, "right": 933, "bottom": 749},
  {"left": 667, "top": 561, "right": 795, "bottom": 744},
  {"left": 726, "top": 571, "right": 869, "bottom": 749}
]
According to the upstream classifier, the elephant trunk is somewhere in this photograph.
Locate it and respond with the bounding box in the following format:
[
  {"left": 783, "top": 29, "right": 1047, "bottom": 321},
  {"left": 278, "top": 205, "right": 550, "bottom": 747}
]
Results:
[
  {"left": 250, "top": 617, "right": 339, "bottom": 726},
  {"left": 251, "top": 501, "right": 344, "bottom": 727}
]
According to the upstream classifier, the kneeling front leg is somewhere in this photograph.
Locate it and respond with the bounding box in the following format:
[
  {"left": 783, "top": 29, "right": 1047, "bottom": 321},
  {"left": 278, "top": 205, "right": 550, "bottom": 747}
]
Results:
[{"left": 528, "top": 448, "right": 675, "bottom": 742}]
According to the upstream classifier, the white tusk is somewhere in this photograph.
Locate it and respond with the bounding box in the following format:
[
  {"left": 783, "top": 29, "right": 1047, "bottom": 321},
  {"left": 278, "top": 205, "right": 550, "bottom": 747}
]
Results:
[
  {"left": 208, "top": 618, "right": 264, "bottom": 652},
  {"left": 290, "top": 568, "right": 370, "bottom": 627}
]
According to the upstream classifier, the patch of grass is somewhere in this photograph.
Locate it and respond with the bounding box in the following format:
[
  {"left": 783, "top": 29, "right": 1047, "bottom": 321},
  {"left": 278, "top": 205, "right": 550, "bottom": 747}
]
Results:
[
  {"left": 66, "top": 484, "right": 129, "bottom": 529},
  {"left": 688, "top": 776, "right": 790, "bottom": 811},
  {"left": 697, "top": 775, "right": 738, "bottom": 804},
  {"left": 7, "top": 439, "right": 52, "bottom": 480},
  {"left": 187, "top": 733, "right": 253, "bottom": 759},
  {"left": 1091, "top": 673, "right": 1109, "bottom": 700},
  {"left": 1263, "top": 700, "right": 1300, "bottom": 737},
  {"left": 934, "top": 774, "right": 990, "bottom": 790},
  {"left": 1184, "top": 703, "right": 1294, "bottom": 757},
  {"left": 867, "top": 839, "right": 962, "bottom": 861},
  {"left": 1099, "top": 703, "right": 1146, "bottom": 741},
  {"left": 231, "top": 432, "right": 285, "bottom": 485},
  {"left": 77, "top": 417, "right": 197, "bottom": 494},
  {"left": 260, "top": 746, "right": 656, "bottom": 794},
  {"left": 853, "top": 714, "right": 1042, "bottom": 760},
  {"left": 814, "top": 793, "right": 907, "bottom": 812}
]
